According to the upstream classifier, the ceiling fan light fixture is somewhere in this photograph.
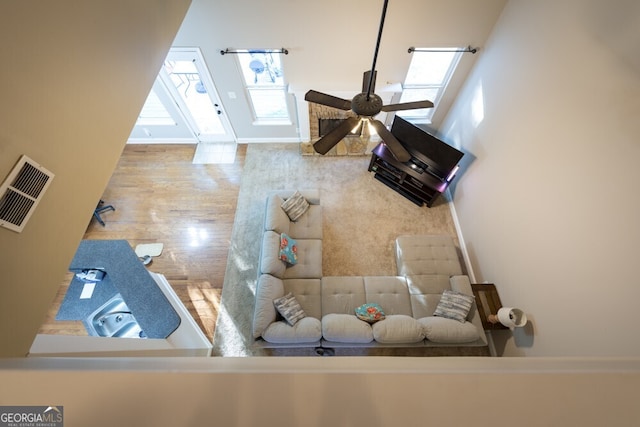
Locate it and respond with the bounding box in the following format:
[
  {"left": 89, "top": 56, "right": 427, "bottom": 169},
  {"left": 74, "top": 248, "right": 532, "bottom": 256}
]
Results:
[{"left": 351, "top": 92, "right": 383, "bottom": 116}]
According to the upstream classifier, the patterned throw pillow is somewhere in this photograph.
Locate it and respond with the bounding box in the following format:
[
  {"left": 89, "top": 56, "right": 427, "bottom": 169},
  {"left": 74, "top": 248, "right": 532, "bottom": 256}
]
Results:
[
  {"left": 355, "top": 303, "right": 386, "bottom": 323},
  {"left": 279, "top": 233, "right": 298, "bottom": 265},
  {"left": 433, "top": 290, "right": 474, "bottom": 322},
  {"left": 273, "top": 292, "right": 306, "bottom": 326},
  {"left": 281, "top": 191, "right": 310, "bottom": 222}
]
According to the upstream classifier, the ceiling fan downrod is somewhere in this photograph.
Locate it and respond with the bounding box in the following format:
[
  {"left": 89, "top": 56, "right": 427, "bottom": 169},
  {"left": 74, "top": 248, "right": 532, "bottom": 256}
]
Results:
[{"left": 366, "top": 0, "right": 389, "bottom": 101}]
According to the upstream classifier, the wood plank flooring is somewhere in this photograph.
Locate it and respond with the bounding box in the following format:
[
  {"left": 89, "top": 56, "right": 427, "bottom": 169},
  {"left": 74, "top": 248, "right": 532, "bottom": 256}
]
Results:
[{"left": 38, "top": 144, "right": 246, "bottom": 342}]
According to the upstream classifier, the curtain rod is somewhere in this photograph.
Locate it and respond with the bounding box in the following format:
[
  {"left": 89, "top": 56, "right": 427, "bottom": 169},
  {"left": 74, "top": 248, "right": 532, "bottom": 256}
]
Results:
[
  {"left": 408, "top": 46, "right": 478, "bottom": 54},
  {"left": 220, "top": 48, "right": 289, "bottom": 56}
]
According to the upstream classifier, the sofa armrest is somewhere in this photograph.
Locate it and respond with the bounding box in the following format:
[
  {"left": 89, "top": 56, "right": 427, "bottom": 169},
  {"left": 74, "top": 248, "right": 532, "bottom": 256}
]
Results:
[
  {"left": 264, "top": 194, "right": 291, "bottom": 234},
  {"left": 252, "top": 274, "right": 285, "bottom": 339}
]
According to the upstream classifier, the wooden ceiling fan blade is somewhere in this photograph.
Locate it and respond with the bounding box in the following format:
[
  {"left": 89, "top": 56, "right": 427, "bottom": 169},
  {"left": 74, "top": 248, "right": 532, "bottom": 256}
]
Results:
[
  {"left": 304, "top": 90, "right": 352, "bottom": 110},
  {"left": 370, "top": 120, "right": 411, "bottom": 162},
  {"left": 362, "top": 70, "right": 377, "bottom": 94},
  {"left": 381, "top": 100, "right": 434, "bottom": 112},
  {"left": 313, "top": 117, "right": 361, "bottom": 155}
]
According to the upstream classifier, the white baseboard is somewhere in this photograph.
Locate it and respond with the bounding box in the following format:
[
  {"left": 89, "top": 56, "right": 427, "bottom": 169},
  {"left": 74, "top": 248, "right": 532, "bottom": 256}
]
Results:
[
  {"left": 127, "top": 139, "right": 196, "bottom": 144},
  {"left": 236, "top": 138, "right": 301, "bottom": 143},
  {"left": 447, "top": 195, "right": 499, "bottom": 356},
  {"left": 446, "top": 193, "right": 476, "bottom": 284}
]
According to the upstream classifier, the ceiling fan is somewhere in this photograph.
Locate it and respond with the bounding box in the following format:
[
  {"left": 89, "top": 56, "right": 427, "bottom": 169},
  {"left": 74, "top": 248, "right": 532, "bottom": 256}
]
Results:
[{"left": 304, "top": 0, "right": 433, "bottom": 163}]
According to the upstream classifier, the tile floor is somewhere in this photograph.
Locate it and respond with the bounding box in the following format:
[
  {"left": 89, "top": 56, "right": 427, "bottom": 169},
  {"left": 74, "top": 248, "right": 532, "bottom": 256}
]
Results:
[{"left": 192, "top": 142, "right": 237, "bottom": 164}]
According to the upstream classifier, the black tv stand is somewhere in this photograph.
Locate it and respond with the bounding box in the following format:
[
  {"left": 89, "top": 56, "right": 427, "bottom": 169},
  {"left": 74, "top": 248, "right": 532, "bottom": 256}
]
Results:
[{"left": 367, "top": 117, "right": 463, "bottom": 207}]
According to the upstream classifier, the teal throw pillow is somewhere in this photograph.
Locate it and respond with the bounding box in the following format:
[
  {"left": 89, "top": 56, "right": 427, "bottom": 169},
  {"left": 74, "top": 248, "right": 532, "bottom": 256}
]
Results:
[
  {"left": 355, "top": 303, "right": 386, "bottom": 323},
  {"left": 279, "top": 233, "right": 298, "bottom": 265}
]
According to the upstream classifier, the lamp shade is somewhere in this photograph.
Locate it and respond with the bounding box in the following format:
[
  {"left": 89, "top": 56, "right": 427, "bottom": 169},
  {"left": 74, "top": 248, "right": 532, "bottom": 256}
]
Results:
[{"left": 497, "top": 307, "right": 527, "bottom": 328}]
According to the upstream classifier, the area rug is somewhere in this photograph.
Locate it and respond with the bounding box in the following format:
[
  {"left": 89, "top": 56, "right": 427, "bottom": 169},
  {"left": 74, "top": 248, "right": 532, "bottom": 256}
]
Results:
[{"left": 212, "top": 143, "right": 484, "bottom": 356}]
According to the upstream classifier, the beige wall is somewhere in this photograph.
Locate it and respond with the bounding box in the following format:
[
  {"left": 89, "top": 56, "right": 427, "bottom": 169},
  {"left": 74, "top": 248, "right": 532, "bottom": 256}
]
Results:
[
  {"left": 1, "top": 357, "right": 640, "bottom": 426},
  {"left": 443, "top": 0, "right": 640, "bottom": 356},
  {"left": 0, "top": 1, "right": 191, "bottom": 357}
]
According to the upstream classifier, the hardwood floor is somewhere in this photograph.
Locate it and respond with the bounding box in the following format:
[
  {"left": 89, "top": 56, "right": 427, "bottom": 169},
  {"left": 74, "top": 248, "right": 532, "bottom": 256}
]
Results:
[{"left": 38, "top": 144, "right": 246, "bottom": 343}]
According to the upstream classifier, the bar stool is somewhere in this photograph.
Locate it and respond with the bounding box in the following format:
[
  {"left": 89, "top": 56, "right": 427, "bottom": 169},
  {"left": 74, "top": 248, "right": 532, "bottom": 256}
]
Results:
[{"left": 93, "top": 200, "right": 115, "bottom": 226}]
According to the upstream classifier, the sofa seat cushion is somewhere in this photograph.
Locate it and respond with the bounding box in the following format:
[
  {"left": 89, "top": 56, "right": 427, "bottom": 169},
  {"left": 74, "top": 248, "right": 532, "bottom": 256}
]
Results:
[
  {"left": 406, "top": 274, "right": 452, "bottom": 319},
  {"left": 322, "top": 314, "right": 374, "bottom": 343},
  {"left": 418, "top": 316, "right": 480, "bottom": 343},
  {"left": 371, "top": 315, "right": 425, "bottom": 344},
  {"left": 260, "top": 231, "right": 322, "bottom": 279},
  {"left": 321, "top": 276, "right": 367, "bottom": 316},
  {"left": 395, "top": 235, "right": 463, "bottom": 277},
  {"left": 364, "top": 276, "right": 412, "bottom": 316},
  {"left": 288, "top": 205, "right": 322, "bottom": 239},
  {"left": 283, "top": 279, "right": 322, "bottom": 320},
  {"left": 282, "top": 239, "right": 322, "bottom": 279},
  {"left": 262, "top": 317, "right": 322, "bottom": 344},
  {"left": 264, "top": 191, "right": 322, "bottom": 239}
]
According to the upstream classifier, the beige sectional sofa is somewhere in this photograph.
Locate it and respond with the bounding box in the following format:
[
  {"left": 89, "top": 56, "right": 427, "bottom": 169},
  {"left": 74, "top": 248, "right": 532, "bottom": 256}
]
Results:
[{"left": 252, "top": 190, "right": 487, "bottom": 350}]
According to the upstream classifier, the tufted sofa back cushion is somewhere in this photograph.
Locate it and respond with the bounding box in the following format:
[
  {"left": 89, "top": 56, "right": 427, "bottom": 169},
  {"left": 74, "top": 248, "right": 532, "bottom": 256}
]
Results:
[
  {"left": 283, "top": 278, "right": 322, "bottom": 320},
  {"left": 406, "top": 274, "right": 452, "bottom": 319},
  {"left": 321, "top": 276, "right": 366, "bottom": 316},
  {"left": 363, "top": 276, "right": 412, "bottom": 316}
]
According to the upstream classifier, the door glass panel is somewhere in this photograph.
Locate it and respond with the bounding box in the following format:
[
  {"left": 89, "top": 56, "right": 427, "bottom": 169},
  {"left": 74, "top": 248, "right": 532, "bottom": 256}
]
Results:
[
  {"left": 136, "top": 90, "right": 176, "bottom": 126},
  {"left": 163, "top": 59, "right": 226, "bottom": 136}
]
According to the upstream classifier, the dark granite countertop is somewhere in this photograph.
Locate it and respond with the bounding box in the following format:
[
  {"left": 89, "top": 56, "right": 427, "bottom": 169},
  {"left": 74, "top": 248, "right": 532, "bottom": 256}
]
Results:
[
  {"left": 58, "top": 239, "right": 181, "bottom": 339},
  {"left": 56, "top": 274, "right": 119, "bottom": 321}
]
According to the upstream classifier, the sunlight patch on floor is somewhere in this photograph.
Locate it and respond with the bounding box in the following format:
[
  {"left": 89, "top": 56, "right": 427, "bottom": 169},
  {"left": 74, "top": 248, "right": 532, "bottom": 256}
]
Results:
[
  {"left": 187, "top": 283, "right": 220, "bottom": 339},
  {"left": 192, "top": 142, "right": 237, "bottom": 164}
]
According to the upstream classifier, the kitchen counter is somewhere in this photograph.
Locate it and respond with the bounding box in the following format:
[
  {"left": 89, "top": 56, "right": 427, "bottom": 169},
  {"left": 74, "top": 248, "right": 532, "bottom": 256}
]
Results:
[
  {"left": 60, "top": 239, "right": 181, "bottom": 339},
  {"left": 30, "top": 271, "right": 213, "bottom": 357}
]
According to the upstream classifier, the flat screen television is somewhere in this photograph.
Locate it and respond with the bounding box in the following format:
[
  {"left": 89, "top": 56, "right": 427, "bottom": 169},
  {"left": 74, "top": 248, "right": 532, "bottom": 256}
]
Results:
[{"left": 390, "top": 116, "right": 463, "bottom": 180}]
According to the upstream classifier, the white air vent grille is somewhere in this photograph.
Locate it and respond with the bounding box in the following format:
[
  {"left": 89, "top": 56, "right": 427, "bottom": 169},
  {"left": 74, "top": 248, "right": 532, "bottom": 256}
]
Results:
[{"left": 0, "top": 155, "right": 54, "bottom": 233}]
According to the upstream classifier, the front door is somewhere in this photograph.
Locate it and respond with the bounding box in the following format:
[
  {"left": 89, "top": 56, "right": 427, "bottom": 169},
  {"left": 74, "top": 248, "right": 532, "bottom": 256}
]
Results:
[{"left": 129, "top": 48, "right": 236, "bottom": 143}]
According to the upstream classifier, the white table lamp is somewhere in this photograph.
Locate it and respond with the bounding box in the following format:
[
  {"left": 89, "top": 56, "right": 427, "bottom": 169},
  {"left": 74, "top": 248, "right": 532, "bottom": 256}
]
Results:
[{"left": 488, "top": 307, "right": 527, "bottom": 328}]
